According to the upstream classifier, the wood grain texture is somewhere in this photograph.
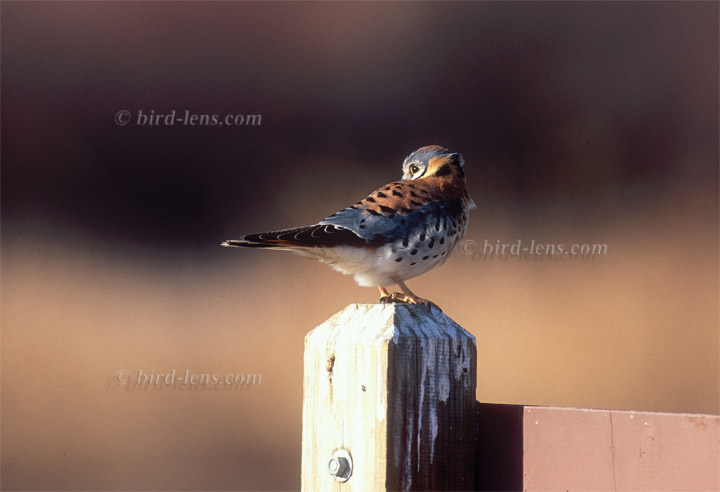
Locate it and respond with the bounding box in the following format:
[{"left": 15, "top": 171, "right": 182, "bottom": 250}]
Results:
[{"left": 301, "top": 303, "right": 476, "bottom": 492}]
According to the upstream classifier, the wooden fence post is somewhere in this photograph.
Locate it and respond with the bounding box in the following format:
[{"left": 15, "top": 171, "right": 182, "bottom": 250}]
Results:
[{"left": 301, "top": 303, "right": 477, "bottom": 491}]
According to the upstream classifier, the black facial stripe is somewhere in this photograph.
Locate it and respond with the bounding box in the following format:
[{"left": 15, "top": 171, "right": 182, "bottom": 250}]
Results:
[{"left": 433, "top": 163, "right": 453, "bottom": 178}]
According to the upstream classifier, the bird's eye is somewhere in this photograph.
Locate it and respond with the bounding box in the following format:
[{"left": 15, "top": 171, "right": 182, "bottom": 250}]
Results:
[{"left": 410, "top": 164, "right": 420, "bottom": 174}]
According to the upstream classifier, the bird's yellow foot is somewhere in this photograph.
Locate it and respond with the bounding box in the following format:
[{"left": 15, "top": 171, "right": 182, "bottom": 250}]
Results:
[
  {"left": 379, "top": 292, "right": 410, "bottom": 304},
  {"left": 378, "top": 290, "right": 442, "bottom": 312}
]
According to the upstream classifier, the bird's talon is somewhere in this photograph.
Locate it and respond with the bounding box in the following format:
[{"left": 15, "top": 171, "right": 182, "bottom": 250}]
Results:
[
  {"left": 379, "top": 292, "right": 411, "bottom": 304},
  {"left": 378, "top": 292, "right": 441, "bottom": 312}
]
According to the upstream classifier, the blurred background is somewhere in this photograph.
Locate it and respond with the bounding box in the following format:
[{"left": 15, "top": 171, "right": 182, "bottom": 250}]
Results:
[{"left": 1, "top": 2, "right": 717, "bottom": 490}]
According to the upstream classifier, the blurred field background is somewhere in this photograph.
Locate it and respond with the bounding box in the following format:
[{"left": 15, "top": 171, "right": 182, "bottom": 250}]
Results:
[{"left": 2, "top": 2, "right": 718, "bottom": 491}]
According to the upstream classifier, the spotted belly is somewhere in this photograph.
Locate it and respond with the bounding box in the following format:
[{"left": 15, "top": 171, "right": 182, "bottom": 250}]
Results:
[{"left": 308, "top": 203, "right": 469, "bottom": 287}]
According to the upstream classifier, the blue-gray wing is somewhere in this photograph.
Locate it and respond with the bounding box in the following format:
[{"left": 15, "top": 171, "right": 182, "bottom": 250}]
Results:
[
  {"left": 319, "top": 205, "right": 400, "bottom": 243},
  {"left": 320, "top": 179, "right": 466, "bottom": 244}
]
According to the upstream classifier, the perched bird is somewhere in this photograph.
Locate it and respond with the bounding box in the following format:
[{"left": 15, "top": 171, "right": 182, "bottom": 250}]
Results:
[{"left": 222, "top": 145, "right": 474, "bottom": 308}]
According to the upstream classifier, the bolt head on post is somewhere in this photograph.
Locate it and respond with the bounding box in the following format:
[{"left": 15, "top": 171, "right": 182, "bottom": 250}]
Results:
[{"left": 328, "top": 449, "right": 352, "bottom": 482}]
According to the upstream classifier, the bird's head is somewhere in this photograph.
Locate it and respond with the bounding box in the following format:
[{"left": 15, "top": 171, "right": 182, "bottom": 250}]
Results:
[{"left": 401, "top": 145, "right": 466, "bottom": 182}]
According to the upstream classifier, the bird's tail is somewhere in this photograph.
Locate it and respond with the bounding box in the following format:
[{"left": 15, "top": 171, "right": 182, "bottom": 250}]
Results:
[
  {"left": 221, "top": 238, "right": 275, "bottom": 249},
  {"left": 221, "top": 227, "right": 314, "bottom": 249},
  {"left": 222, "top": 224, "right": 367, "bottom": 249}
]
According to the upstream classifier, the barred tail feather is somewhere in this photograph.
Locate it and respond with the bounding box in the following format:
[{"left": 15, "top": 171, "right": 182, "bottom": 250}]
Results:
[
  {"left": 222, "top": 224, "right": 368, "bottom": 249},
  {"left": 221, "top": 239, "right": 280, "bottom": 249}
]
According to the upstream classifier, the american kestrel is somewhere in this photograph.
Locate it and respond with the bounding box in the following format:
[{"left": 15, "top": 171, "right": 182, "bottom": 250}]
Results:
[{"left": 222, "top": 145, "right": 474, "bottom": 308}]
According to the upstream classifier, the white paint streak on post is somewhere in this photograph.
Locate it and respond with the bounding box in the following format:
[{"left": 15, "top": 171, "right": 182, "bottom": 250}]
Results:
[{"left": 301, "top": 303, "right": 477, "bottom": 491}]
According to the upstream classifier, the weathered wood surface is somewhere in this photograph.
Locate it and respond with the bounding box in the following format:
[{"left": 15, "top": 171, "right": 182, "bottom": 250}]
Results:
[{"left": 301, "top": 303, "right": 477, "bottom": 492}]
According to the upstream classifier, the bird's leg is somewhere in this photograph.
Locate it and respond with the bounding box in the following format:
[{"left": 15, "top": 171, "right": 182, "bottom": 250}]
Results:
[
  {"left": 378, "top": 286, "right": 391, "bottom": 303},
  {"left": 394, "top": 278, "right": 441, "bottom": 311},
  {"left": 396, "top": 278, "right": 442, "bottom": 312},
  {"left": 379, "top": 285, "right": 411, "bottom": 304},
  {"left": 378, "top": 286, "right": 401, "bottom": 304},
  {"left": 378, "top": 278, "right": 442, "bottom": 312}
]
